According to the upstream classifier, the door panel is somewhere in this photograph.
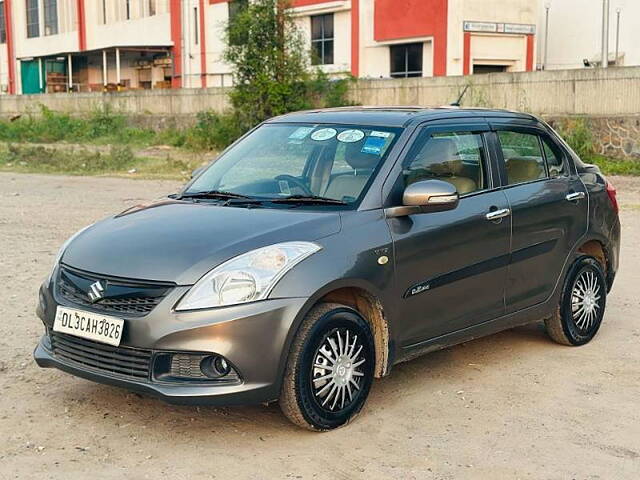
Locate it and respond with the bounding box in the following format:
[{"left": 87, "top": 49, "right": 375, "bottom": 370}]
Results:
[
  {"left": 389, "top": 190, "right": 511, "bottom": 345},
  {"left": 490, "top": 125, "right": 589, "bottom": 313},
  {"left": 386, "top": 123, "right": 510, "bottom": 346}
]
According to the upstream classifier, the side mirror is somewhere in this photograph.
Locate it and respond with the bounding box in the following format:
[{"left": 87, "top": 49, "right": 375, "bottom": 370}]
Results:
[{"left": 386, "top": 179, "right": 459, "bottom": 218}]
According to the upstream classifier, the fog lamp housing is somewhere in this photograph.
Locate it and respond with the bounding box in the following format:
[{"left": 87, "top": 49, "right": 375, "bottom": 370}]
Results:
[
  {"left": 152, "top": 353, "right": 240, "bottom": 384},
  {"left": 200, "top": 355, "right": 231, "bottom": 379}
]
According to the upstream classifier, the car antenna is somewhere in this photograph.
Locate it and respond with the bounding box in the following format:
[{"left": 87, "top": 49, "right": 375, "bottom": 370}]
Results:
[{"left": 450, "top": 85, "right": 469, "bottom": 107}]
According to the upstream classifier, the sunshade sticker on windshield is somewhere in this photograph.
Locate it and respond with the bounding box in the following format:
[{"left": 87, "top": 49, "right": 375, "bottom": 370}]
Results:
[
  {"left": 310, "top": 128, "right": 337, "bottom": 141},
  {"left": 337, "top": 129, "right": 365, "bottom": 143},
  {"left": 361, "top": 136, "right": 387, "bottom": 155},
  {"left": 288, "top": 126, "right": 315, "bottom": 141},
  {"left": 370, "top": 130, "right": 391, "bottom": 138}
]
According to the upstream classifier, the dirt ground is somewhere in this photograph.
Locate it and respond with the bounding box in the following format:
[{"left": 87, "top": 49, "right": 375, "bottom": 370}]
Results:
[{"left": 1, "top": 172, "right": 639, "bottom": 480}]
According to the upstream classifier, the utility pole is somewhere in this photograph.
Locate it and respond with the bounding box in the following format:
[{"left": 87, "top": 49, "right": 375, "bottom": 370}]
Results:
[
  {"left": 601, "top": 0, "right": 609, "bottom": 68},
  {"left": 543, "top": 3, "right": 551, "bottom": 70},
  {"left": 615, "top": 8, "right": 621, "bottom": 66}
]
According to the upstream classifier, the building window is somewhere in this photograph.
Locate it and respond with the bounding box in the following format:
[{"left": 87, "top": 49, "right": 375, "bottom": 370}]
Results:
[
  {"left": 101, "top": 0, "right": 107, "bottom": 24},
  {"left": 125, "top": 0, "right": 131, "bottom": 20},
  {"left": 26, "top": 0, "right": 39, "bottom": 38},
  {"left": 148, "top": 0, "right": 156, "bottom": 16},
  {"left": 194, "top": 7, "right": 198, "bottom": 44},
  {"left": 311, "top": 13, "right": 334, "bottom": 65},
  {"left": 473, "top": 64, "right": 507, "bottom": 74},
  {"left": 0, "top": 1, "right": 6, "bottom": 44},
  {"left": 44, "top": 0, "right": 58, "bottom": 36},
  {"left": 390, "top": 43, "right": 423, "bottom": 78}
]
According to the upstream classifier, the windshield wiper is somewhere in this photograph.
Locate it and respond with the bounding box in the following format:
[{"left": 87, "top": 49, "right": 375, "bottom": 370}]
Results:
[
  {"left": 179, "top": 190, "right": 252, "bottom": 200},
  {"left": 268, "top": 195, "right": 348, "bottom": 205}
]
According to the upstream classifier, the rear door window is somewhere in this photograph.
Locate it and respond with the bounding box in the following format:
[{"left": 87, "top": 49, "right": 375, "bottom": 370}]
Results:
[{"left": 497, "top": 131, "right": 547, "bottom": 185}]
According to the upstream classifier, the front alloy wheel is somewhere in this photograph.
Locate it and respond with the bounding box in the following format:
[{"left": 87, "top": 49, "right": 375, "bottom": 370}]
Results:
[
  {"left": 311, "top": 326, "right": 367, "bottom": 412},
  {"left": 280, "top": 303, "right": 375, "bottom": 431}
]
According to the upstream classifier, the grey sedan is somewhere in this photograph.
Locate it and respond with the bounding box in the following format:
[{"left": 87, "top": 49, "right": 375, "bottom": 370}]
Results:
[{"left": 34, "top": 107, "right": 620, "bottom": 430}]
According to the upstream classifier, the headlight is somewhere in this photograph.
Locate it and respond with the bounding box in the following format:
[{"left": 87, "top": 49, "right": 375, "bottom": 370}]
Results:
[
  {"left": 47, "top": 224, "right": 93, "bottom": 284},
  {"left": 175, "top": 242, "right": 321, "bottom": 311}
]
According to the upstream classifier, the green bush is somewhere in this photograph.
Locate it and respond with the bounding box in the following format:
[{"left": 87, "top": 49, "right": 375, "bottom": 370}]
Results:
[
  {"left": 182, "top": 111, "right": 243, "bottom": 150},
  {"left": 554, "top": 118, "right": 596, "bottom": 159},
  {"left": 221, "top": 0, "right": 354, "bottom": 144}
]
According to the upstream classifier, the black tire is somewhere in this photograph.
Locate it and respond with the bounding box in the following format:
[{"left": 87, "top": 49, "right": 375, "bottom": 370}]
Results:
[
  {"left": 280, "top": 303, "right": 375, "bottom": 431},
  {"left": 545, "top": 255, "right": 607, "bottom": 346}
]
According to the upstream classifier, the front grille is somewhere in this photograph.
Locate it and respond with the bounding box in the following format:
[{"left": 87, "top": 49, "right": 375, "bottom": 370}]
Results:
[
  {"left": 50, "top": 332, "right": 152, "bottom": 380},
  {"left": 57, "top": 266, "right": 172, "bottom": 317}
]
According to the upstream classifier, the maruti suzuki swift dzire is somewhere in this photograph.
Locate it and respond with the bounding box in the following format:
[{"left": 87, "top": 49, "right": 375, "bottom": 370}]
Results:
[{"left": 34, "top": 107, "right": 620, "bottom": 430}]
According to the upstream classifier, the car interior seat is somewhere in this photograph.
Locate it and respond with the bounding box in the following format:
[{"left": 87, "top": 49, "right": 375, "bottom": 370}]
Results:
[
  {"left": 406, "top": 137, "right": 478, "bottom": 195},
  {"left": 505, "top": 156, "right": 545, "bottom": 184},
  {"left": 323, "top": 142, "right": 380, "bottom": 201}
]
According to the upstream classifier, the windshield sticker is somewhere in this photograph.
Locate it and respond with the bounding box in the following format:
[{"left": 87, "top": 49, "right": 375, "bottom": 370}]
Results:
[
  {"left": 288, "top": 126, "right": 314, "bottom": 141},
  {"left": 370, "top": 130, "right": 391, "bottom": 138},
  {"left": 310, "top": 128, "right": 337, "bottom": 141},
  {"left": 278, "top": 180, "right": 292, "bottom": 195},
  {"left": 337, "top": 129, "right": 365, "bottom": 143},
  {"left": 361, "top": 136, "right": 386, "bottom": 155}
]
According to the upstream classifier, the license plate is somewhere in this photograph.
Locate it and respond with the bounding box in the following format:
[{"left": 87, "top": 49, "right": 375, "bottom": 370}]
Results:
[{"left": 53, "top": 306, "right": 124, "bottom": 347}]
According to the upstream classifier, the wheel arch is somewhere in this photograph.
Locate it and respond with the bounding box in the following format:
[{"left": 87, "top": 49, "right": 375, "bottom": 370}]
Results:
[
  {"left": 575, "top": 238, "right": 612, "bottom": 287},
  {"left": 277, "top": 279, "right": 393, "bottom": 389},
  {"left": 318, "top": 287, "right": 390, "bottom": 378}
]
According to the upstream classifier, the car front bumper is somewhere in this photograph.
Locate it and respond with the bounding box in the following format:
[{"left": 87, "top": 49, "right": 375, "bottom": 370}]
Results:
[{"left": 34, "top": 279, "right": 308, "bottom": 406}]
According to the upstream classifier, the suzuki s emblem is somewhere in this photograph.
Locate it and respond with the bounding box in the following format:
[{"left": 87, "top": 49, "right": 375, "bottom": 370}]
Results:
[{"left": 88, "top": 281, "right": 106, "bottom": 302}]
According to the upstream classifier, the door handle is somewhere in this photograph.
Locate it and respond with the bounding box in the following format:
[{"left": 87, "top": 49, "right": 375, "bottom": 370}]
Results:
[
  {"left": 566, "top": 191, "right": 586, "bottom": 202},
  {"left": 485, "top": 208, "right": 511, "bottom": 221}
]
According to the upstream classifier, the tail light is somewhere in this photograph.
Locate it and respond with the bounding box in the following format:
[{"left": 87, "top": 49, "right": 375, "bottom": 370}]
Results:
[{"left": 605, "top": 180, "right": 619, "bottom": 214}]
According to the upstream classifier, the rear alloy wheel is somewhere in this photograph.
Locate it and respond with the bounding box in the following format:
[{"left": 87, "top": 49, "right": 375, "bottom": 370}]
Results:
[
  {"left": 545, "top": 256, "right": 607, "bottom": 346},
  {"left": 280, "top": 303, "right": 375, "bottom": 431}
]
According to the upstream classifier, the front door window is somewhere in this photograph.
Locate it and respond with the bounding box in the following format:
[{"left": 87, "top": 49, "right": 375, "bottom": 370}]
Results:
[{"left": 403, "top": 131, "right": 488, "bottom": 196}]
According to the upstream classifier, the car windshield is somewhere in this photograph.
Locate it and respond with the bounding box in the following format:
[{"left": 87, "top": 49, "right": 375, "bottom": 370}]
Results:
[{"left": 185, "top": 123, "right": 401, "bottom": 207}]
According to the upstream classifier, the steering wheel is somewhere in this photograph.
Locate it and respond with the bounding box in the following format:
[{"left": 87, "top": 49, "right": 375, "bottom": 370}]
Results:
[{"left": 274, "top": 175, "right": 313, "bottom": 196}]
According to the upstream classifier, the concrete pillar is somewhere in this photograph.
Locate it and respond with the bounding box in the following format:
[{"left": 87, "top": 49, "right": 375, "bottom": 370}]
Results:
[
  {"left": 102, "top": 50, "right": 108, "bottom": 86},
  {"left": 116, "top": 48, "right": 121, "bottom": 87},
  {"left": 38, "top": 58, "right": 43, "bottom": 91},
  {"left": 67, "top": 54, "right": 73, "bottom": 91}
]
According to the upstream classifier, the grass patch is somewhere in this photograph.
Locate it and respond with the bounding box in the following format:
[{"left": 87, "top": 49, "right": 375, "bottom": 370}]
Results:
[
  {"left": 0, "top": 106, "right": 235, "bottom": 152},
  {"left": 0, "top": 143, "right": 209, "bottom": 180},
  {"left": 1, "top": 108, "right": 639, "bottom": 179},
  {"left": 584, "top": 155, "right": 640, "bottom": 176},
  {"left": 551, "top": 117, "right": 640, "bottom": 176}
]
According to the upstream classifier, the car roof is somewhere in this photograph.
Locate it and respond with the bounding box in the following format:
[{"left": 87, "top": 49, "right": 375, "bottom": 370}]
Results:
[{"left": 267, "top": 106, "right": 539, "bottom": 128}]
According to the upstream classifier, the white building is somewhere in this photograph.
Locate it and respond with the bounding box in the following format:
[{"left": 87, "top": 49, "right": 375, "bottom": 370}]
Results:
[
  {"left": 0, "top": 0, "right": 540, "bottom": 95},
  {"left": 538, "top": 0, "right": 639, "bottom": 70}
]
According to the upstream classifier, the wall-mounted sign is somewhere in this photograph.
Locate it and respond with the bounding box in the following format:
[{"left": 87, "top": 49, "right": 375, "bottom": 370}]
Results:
[
  {"left": 463, "top": 21, "right": 497, "bottom": 33},
  {"left": 464, "top": 21, "right": 536, "bottom": 35},
  {"left": 503, "top": 23, "right": 536, "bottom": 34}
]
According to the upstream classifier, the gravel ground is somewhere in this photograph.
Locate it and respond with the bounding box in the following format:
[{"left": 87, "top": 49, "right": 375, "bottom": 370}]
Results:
[{"left": 1, "top": 173, "right": 639, "bottom": 480}]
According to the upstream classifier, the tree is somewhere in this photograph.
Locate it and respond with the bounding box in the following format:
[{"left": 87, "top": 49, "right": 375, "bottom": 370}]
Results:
[{"left": 223, "top": 0, "right": 352, "bottom": 136}]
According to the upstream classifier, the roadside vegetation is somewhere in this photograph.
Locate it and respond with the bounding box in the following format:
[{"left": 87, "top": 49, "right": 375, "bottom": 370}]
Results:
[
  {"left": 0, "top": 142, "right": 208, "bottom": 179},
  {"left": 0, "top": 107, "right": 227, "bottom": 151},
  {"left": 0, "top": 0, "right": 355, "bottom": 179},
  {"left": 0, "top": 107, "right": 216, "bottom": 179},
  {"left": 554, "top": 118, "right": 640, "bottom": 175}
]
